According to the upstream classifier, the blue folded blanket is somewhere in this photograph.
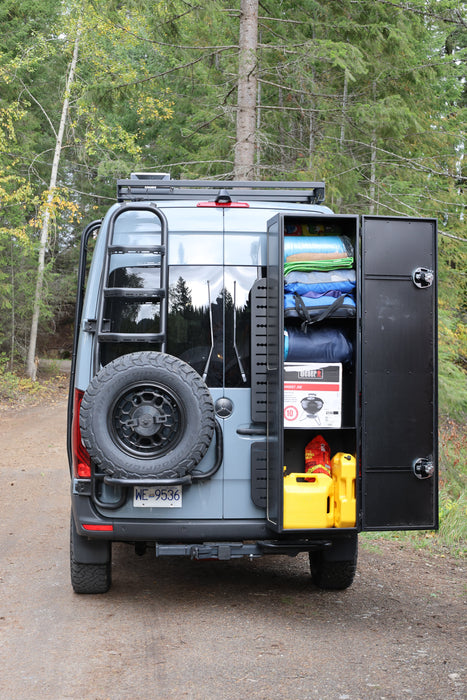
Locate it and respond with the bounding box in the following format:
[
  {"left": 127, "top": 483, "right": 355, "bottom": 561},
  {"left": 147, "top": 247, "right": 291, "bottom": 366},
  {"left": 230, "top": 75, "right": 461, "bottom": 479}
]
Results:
[
  {"left": 285, "top": 280, "right": 355, "bottom": 297},
  {"left": 285, "top": 270, "right": 356, "bottom": 284},
  {"left": 283, "top": 235, "right": 353, "bottom": 262}
]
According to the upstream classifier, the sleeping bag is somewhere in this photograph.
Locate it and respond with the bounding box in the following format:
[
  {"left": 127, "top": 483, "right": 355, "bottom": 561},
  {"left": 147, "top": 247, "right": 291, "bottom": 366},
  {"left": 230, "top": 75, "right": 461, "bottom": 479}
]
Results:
[{"left": 284, "top": 326, "right": 353, "bottom": 364}]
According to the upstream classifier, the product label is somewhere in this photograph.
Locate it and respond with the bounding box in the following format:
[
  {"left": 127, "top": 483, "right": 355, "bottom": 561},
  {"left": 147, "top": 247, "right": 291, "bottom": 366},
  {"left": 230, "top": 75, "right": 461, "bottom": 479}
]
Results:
[{"left": 284, "top": 363, "right": 342, "bottom": 428}]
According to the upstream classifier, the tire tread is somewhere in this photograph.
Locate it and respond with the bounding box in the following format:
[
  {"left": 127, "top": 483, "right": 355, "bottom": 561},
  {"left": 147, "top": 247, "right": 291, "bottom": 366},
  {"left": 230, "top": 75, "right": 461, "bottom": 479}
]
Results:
[
  {"left": 309, "top": 542, "right": 358, "bottom": 590},
  {"left": 70, "top": 560, "right": 111, "bottom": 594}
]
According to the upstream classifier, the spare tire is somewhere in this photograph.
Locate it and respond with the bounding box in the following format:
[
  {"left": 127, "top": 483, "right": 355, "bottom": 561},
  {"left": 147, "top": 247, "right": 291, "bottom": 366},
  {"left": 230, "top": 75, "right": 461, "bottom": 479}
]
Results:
[{"left": 80, "top": 352, "right": 215, "bottom": 479}]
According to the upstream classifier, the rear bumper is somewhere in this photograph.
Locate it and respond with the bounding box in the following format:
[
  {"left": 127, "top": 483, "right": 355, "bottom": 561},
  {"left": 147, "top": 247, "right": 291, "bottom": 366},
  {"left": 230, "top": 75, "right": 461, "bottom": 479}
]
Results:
[
  {"left": 72, "top": 491, "right": 269, "bottom": 541},
  {"left": 71, "top": 492, "right": 356, "bottom": 550}
]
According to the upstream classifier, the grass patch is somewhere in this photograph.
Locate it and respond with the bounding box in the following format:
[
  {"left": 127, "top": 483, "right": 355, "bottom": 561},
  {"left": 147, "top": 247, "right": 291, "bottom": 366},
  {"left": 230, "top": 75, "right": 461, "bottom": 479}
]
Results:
[
  {"left": 362, "top": 418, "right": 466, "bottom": 559},
  {"left": 0, "top": 355, "right": 68, "bottom": 410},
  {"left": 438, "top": 417, "right": 467, "bottom": 553},
  {"left": 0, "top": 363, "right": 41, "bottom": 402}
]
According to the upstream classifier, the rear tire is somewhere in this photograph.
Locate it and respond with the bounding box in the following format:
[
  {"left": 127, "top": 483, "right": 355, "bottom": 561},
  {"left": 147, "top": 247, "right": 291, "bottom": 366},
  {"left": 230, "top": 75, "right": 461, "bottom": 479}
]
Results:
[
  {"left": 70, "top": 559, "right": 111, "bottom": 595},
  {"left": 70, "top": 517, "right": 111, "bottom": 594},
  {"left": 309, "top": 539, "right": 358, "bottom": 590}
]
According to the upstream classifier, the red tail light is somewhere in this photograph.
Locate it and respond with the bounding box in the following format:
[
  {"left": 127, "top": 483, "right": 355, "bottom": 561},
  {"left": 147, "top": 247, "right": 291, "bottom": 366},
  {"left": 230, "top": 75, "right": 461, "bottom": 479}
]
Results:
[
  {"left": 82, "top": 524, "right": 113, "bottom": 532},
  {"left": 72, "top": 389, "right": 91, "bottom": 478}
]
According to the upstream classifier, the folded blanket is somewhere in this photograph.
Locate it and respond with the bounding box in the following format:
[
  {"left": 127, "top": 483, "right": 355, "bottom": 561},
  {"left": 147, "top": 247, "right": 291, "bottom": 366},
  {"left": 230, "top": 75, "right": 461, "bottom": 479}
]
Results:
[
  {"left": 285, "top": 270, "right": 356, "bottom": 284},
  {"left": 284, "top": 258, "right": 354, "bottom": 274},
  {"left": 284, "top": 279, "right": 356, "bottom": 297},
  {"left": 283, "top": 235, "right": 353, "bottom": 262},
  {"left": 286, "top": 252, "right": 349, "bottom": 262}
]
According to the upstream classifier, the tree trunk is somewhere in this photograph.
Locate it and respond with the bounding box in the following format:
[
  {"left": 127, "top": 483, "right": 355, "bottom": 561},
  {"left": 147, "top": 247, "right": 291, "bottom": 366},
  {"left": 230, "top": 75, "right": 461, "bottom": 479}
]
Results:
[
  {"left": 10, "top": 240, "right": 15, "bottom": 371},
  {"left": 368, "top": 80, "right": 377, "bottom": 215},
  {"left": 369, "top": 132, "right": 377, "bottom": 215},
  {"left": 340, "top": 71, "right": 349, "bottom": 149},
  {"left": 26, "top": 25, "right": 81, "bottom": 380},
  {"left": 233, "top": 0, "right": 258, "bottom": 180}
]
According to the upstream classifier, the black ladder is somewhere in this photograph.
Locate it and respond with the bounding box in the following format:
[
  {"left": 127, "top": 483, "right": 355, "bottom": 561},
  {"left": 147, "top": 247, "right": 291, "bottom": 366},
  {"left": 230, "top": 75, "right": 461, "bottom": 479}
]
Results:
[{"left": 93, "top": 204, "right": 169, "bottom": 373}]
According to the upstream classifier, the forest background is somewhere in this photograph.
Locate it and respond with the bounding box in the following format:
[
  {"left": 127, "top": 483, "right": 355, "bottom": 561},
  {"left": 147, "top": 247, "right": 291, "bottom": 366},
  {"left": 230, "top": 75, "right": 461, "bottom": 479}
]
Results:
[{"left": 0, "top": 0, "right": 465, "bottom": 546}]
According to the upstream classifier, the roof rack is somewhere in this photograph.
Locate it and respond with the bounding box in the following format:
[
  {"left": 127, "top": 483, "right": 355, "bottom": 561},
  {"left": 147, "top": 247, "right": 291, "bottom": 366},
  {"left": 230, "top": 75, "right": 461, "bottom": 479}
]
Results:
[{"left": 116, "top": 179, "right": 326, "bottom": 205}]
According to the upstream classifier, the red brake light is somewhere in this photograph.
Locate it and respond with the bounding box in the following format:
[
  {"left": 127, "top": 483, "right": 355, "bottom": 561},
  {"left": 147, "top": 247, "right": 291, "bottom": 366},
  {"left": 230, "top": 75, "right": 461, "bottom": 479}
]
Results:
[
  {"left": 196, "top": 201, "right": 249, "bottom": 208},
  {"left": 72, "top": 389, "right": 91, "bottom": 478}
]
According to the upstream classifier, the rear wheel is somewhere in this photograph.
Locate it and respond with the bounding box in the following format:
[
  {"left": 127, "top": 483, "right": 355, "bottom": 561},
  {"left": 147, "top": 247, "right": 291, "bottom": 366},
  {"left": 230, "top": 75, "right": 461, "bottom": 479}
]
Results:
[
  {"left": 309, "top": 538, "right": 358, "bottom": 590},
  {"left": 70, "top": 559, "right": 111, "bottom": 595},
  {"left": 70, "top": 517, "right": 111, "bottom": 594}
]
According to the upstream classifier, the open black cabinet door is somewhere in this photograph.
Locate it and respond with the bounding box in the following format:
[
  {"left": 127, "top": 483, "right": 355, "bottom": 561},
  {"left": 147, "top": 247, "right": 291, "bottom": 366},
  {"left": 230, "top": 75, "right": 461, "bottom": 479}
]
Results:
[{"left": 361, "top": 217, "right": 438, "bottom": 529}]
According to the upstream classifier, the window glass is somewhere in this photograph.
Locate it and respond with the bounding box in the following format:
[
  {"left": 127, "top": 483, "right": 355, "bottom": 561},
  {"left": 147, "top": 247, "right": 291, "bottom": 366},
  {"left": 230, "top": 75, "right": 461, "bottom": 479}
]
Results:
[
  {"left": 167, "top": 233, "right": 223, "bottom": 265},
  {"left": 166, "top": 265, "right": 259, "bottom": 388},
  {"left": 224, "top": 209, "right": 272, "bottom": 265},
  {"left": 224, "top": 232, "right": 266, "bottom": 266},
  {"left": 108, "top": 265, "right": 159, "bottom": 289},
  {"left": 112, "top": 210, "right": 161, "bottom": 247},
  {"left": 100, "top": 263, "right": 161, "bottom": 366},
  {"left": 223, "top": 267, "right": 259, "bottom": 387},
  {"left": 167, "top": 266, "right": 224, "bottom": 387}
]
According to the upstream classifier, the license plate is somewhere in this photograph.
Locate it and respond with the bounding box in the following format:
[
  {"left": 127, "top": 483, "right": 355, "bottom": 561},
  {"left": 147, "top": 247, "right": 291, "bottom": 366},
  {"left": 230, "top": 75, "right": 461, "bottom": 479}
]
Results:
[{"left": 133, "top": 485, "right": 182, "bottom": 508}]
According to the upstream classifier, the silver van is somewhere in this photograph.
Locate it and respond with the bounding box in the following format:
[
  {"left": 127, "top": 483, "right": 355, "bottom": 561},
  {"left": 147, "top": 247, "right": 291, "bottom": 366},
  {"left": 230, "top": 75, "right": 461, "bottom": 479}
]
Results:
[{"left": 67, "top": 176, "right": 438, "bottom": 593}]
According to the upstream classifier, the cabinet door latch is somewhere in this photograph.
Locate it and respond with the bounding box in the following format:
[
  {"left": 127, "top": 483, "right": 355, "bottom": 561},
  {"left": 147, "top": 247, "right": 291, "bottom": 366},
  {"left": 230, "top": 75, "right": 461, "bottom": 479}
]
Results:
[
  {"left": 413, "top": 457, "right": 435, "bottom": 480},
  {"left": 412, "top": 267, "right": 434, "bottom": 289}
]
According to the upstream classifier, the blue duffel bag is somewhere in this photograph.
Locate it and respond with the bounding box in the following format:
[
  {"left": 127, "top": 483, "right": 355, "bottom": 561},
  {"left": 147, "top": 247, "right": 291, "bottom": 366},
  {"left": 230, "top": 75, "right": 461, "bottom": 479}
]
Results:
[
  {"left": 284, "top": 325, "right": 353, "bottom": 364},
  {"left": 284, "top": 291, "right": 356, "bottom": 327}
]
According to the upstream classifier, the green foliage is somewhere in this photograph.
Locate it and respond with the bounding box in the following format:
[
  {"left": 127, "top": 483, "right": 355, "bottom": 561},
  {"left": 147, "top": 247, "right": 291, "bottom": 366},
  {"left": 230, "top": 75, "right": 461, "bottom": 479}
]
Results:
[
  {"left": 439, "top": 310, "right": 467, "bottom": 420},
  {"left": 438, "top": 418, "right": 467, "bottom": 552},
  {"left": 0, "top": 352, "right": 41, "bottom": 399}
]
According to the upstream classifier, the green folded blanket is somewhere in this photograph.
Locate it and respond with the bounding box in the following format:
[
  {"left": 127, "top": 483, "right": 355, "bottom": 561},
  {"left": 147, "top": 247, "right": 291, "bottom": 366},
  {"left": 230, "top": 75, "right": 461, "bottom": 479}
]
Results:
[{"left": 284, "top": 257, "right": 354, "bottom": 275}]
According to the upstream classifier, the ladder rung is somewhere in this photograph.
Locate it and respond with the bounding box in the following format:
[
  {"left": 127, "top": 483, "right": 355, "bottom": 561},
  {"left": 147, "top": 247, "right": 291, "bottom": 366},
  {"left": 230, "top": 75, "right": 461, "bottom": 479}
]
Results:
[
  {"left": 104, "top": 288, "right": 165, "bottom": 300},
  {"left": 108, "top": 244, "right": 165, "bottom": 255},
  {"left": 97, "top": 332, "right": 165, "bottom": 343}
]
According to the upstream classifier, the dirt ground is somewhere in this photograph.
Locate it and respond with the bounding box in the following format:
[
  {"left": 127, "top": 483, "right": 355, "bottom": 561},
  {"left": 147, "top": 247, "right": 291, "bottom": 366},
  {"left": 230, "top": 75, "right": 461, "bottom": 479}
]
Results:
[{"left": 0, "top": 394, "right": 465, "bottom": 700}]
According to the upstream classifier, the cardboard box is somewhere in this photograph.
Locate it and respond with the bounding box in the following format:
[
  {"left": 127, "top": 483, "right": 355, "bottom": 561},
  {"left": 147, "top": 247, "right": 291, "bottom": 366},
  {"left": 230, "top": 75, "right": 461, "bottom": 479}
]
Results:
[{"left": 284, "top": 363, "right": 342, "bottom": 428}]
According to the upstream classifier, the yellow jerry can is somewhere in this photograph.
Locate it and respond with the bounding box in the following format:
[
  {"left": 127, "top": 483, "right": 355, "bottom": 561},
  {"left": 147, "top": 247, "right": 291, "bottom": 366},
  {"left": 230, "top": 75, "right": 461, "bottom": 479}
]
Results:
[
  {"left": 283, "top": 473, "right": 334, "bottom": 529},
  {"left": 331, "top": 453, "right": 356, "bottom": 527}
]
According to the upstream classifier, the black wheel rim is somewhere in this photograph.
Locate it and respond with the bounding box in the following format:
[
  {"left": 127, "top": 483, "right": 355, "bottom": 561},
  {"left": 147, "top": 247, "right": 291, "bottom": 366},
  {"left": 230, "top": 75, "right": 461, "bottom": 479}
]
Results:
[{"left": 110, "top": 383, "right": 183, "bottom": 458}]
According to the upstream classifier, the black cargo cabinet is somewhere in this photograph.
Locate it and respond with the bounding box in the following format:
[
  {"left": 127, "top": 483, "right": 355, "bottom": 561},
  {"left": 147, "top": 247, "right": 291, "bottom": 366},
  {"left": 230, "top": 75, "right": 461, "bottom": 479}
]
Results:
[{"left": 256, "top": 213, "right": 437, "bottom": 533}]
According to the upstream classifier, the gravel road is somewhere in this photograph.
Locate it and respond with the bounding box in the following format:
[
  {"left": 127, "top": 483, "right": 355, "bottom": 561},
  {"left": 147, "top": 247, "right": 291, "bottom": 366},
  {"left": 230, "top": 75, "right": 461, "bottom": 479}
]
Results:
[{"left": 0, "top": 399, "right": 465, "bottom": 700}]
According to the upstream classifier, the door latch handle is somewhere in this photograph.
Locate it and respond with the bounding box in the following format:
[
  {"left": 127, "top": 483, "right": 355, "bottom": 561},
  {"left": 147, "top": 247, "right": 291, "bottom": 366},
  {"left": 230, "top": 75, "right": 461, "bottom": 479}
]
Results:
[
  {"left": 413, "top": 457, "right": 435, "bottom": 479},
  {"left": 412, "top": 267, "right": 434, "bottom": 288}
]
